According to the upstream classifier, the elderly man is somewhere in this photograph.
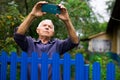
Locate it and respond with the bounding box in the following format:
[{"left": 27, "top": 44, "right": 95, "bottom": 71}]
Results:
[{"left": 14, "top": 1, "right": 79, "bottom": 80}]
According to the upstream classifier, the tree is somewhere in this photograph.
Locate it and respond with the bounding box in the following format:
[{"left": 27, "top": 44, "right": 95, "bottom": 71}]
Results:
[
  {"left": 0, "top": 1, "right": 24, "bottom": 53},
  {"left": 106, "top": 0, "right": 115, "bottom": 15}
]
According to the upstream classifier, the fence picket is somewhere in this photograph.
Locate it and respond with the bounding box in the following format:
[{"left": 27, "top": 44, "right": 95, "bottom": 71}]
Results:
[
  {"left": 106, "top": 62, "right": 115, "bottom": 80},
  {"left": 0, "top": 61, "right": 1, "bottom": 80},
  {"left": 0, "top": 51, "right": 7, "bottom": 80},
  {"left": 41, "top": 53, "right": 48, "bottom": 80},
  {"left": 20, "top": 52, "right": 27, "bottom": 80},
  {"left": 92, "top": 62, "right": 101, "bottom": 80},
  {"left": 84, "top": 64, "right": 89, "bottom": 80},
  {"left": 31, "top": 52, "right": 38, "bottom": 80},
  {"left": 10, "top": 52, "right": 17, "bottom": 80},
  {"left": 52, "top": 53, "right": 60, "bottom": 80},
  {"left": 63, "top": 53, "right": 71, "bottom": 80},
  {"left": 75, "top": 53, "right": 84, "bottom": 80}
]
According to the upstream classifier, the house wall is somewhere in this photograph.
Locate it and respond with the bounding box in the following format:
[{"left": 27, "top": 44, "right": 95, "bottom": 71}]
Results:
[
  {"left": 117, "top": 26, "right": 120, "bottom": 55},
  {"left": 111, "top": 28, "right": 117, "bottom": 53},
  {"left": 88, "top": 33, "right": 111, "bottom": 52},
  {"left": 107, "top": 25, "right": 120, "bottom": 54}
]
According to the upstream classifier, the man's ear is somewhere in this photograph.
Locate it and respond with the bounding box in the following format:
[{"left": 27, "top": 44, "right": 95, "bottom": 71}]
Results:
[
  {"left": 36, "top": 29, "right": 39, "bottom": 34},
  {"left": 53, "top": 31, "right": 55, "bottom": 35}
]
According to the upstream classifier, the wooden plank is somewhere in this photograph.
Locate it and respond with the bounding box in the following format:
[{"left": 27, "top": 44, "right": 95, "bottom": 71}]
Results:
[
  {"left": 63, "top": 53, "right": 71, "bottom": 80},
  {"left": 20, "top": 52, "right": 27, "bottom": 80},
  {"left": 0, "top": 51, "right": 7, "bottom": 80},
  {"left": 52, "top": 53, "right": 60, "bottom": 80},
  {"left": 84, "top": 64, "right": 89, "bottom": 80},
  {"left": 10, "top": 52, "right": 17, "bottom": 80},
  {"left": 75, "top": 53, "right": 84, "bottom": 80},
  {"left": 92, "top": 62, "right": 101, "bottom": 80},
  {"left": 31, "top": 52, "right": 38, "bottom": 80},
  {"left": 106, "top": 62, "right": 115, "bottom": 80},
  {"left": 41, "top": 53, "right": 48, "bottom": 80}
]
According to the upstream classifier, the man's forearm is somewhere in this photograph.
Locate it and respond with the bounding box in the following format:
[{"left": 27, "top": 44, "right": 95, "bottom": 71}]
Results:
[
  {"left": 16, "top": 13, "right": 36, "bottom": 35},
  {"left": 64, "top": 19, "right": 79, "bottom": 44}
]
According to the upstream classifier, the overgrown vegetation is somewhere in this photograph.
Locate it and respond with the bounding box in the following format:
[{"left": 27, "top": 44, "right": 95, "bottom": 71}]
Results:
[{"left": 89, "top": 52, "right": 120, "bottom": 80}]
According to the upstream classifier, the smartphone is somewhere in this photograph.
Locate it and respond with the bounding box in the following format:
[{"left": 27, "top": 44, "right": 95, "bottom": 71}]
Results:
[{"left": 41, "top": 4, "right": 61, "bottom": 14}]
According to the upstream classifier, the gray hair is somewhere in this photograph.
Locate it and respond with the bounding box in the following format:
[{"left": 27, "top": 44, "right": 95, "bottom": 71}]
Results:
[{"left": 37, "top": 19, "right": 54, "bottom": 30}]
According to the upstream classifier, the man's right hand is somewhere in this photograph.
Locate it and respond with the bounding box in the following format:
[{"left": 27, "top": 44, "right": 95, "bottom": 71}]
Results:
[
  {"left": 16, "top": 1, "right": 48, "bottom": 35},
  {"left": 30, "top": 1, "right": 48, "bottom": 18}
]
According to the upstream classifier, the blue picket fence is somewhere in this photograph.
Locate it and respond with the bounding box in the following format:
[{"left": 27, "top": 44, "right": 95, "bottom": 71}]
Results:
[{"left": 0, "top": 51, "right": 115, "bottom": 80}]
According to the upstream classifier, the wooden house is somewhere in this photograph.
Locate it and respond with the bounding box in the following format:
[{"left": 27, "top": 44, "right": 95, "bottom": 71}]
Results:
[
  {"left": 88, "top": 0, "right": 120, "bottom": 54},
  {"left": 88, "top": 32, "right": 111, "bottom": 52},
  {"left": 106, "top": 0, "right": 120, "bottom": 54}
]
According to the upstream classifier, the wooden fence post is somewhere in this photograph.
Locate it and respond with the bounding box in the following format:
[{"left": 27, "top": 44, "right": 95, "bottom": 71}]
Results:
[
  {"left": 20, "top": 52, "right": 27, "bottom": 80},
  {"left": 75, "top": 53, "right": 84, "bottom": 80},
  {"left": 84, "top": 64, "right": 89, "bottom": 80},
  {"left": 31, "top": 52, "right": 38, "bottom": 80},
  {"left": 63, "top": 53, "right": 71, "bottom": 80},
  {"left": 52, "top": 53, "right": 60, "bottom": 80},
  {"left": 106, "top": 62, "right": 115, "bottom": 80},
  {"left": 10, "top": 52, "right": 17, "bottom": 80},
  {"left": 0, "top": 51, "right": 7, "bottom": 80},
  {"left": 92, "top": 62, "right": 101, "bottom": 80},
  {"left": 41, "top": 53, "right": 48, "bottom": 80}
]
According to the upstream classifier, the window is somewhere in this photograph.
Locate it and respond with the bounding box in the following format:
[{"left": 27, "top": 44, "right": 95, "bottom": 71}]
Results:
[{"left": 92, "top": 39, "right": 111, "bottom": 52}]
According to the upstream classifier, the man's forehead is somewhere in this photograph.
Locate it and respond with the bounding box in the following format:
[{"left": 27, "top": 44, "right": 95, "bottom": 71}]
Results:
[
  {"left": 37, "top": 19, "right": 54, "bottom": 29},
  {"left": 41, "top": 20, "right": 53, "bottom": 25},
  {"left": 42, "top": 20, "right": 52, "bottom": 24},
  {"left": 42, "top": 19, "right": 52, "bottom": 23}
]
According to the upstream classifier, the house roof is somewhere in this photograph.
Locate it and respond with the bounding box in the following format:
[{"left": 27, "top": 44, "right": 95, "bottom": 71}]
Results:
[
  {"left": 89, "top": 32, "right": 106, "bottom": 39},
  {"left": 107, "top": 0, "right": 120, "bottom": 33}
]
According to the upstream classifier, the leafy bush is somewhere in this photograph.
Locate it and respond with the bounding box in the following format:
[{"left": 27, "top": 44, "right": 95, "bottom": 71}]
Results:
[
  {"left": 89, "top": 52, "right": 120, "bottom": 80},
  {"left": 0, "top": 2, "right": 24, "bottom": 53}
]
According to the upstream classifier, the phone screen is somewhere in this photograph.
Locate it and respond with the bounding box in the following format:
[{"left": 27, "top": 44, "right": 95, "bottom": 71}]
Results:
[{"left": 41, "top": 4, "right": 61, "bottom": 14}]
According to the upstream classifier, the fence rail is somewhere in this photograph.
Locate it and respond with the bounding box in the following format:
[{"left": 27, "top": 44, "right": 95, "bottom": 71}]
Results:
[{"left": 0, "top": 51, "right": 115, "bottom": 80}]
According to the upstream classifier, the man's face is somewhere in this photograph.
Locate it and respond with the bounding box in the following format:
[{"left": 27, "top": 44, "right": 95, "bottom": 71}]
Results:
[{"left": 36, "top": 20, "right": 54, "bottom": 38}]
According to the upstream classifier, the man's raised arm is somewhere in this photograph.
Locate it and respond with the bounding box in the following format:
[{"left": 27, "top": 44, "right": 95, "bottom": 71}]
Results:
[
  {"left": 56, "top": 4, "right": 79, "bottom": 44},
  {"left": 16, "top": 1, "right": 47, "bottom": 35}
]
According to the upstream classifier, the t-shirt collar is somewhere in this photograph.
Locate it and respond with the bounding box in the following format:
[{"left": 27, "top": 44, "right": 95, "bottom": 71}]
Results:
[{"left": 34, "top": 38, "right": 55, "bottom": 44}]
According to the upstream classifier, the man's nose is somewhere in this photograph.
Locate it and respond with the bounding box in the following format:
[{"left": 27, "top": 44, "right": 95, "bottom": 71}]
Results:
[{"left": 45, "top": 26, "right": 49, "bottom": 30}]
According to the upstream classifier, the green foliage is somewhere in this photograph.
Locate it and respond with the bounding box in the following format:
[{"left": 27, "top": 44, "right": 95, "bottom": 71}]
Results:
[
  {"left": 89, "top": 53, "right": 120, "bottom": 80},
  {"left": 106, "top": 0, "right": 115, "bottom": 15},
  {"left": 0, "top": 1, "right": 24, "bottom": 53}
]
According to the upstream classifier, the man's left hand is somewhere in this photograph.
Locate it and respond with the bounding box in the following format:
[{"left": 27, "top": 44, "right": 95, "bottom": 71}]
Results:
[{"left": 56, "top": 4, "right": 70, "bottom": 21}]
